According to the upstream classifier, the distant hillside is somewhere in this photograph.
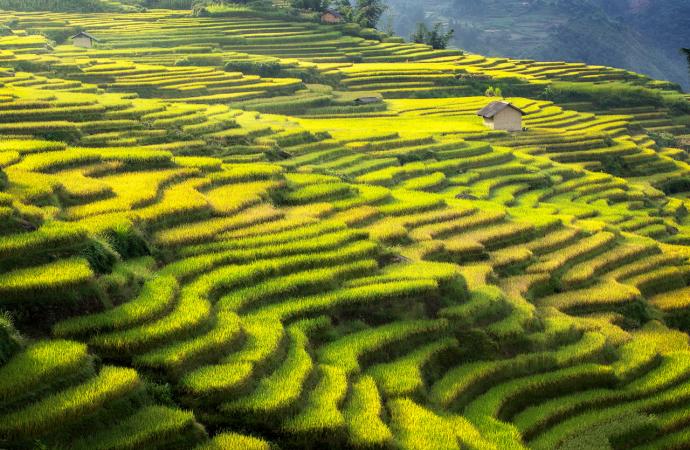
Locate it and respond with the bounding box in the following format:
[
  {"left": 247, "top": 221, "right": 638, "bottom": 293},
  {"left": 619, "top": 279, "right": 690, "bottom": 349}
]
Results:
[{"left": 384, "top": 0, "right": 690, "bottom": 90}]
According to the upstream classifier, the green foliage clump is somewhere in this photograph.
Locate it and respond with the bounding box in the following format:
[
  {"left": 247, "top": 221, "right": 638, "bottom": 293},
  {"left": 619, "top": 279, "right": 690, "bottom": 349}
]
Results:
[
  {"left": 0, "top": 313, "right": 21, "bottom": 366},
  {"left": 224, "top": 59, "right": 282, "bottom": 77},
  {"left": 411, "top": 22, "right": 454, "bottom": 49}
]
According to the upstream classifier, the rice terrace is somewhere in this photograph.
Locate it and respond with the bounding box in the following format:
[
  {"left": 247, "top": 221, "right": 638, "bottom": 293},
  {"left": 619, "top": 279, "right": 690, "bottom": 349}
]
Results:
[{"left": 0, "top": 0, "right": 690, "bottom": 449}]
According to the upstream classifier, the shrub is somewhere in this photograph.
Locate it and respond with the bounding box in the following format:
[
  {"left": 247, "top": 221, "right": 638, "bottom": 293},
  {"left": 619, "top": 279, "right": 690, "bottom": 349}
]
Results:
[{"left": 224, "top": 60, "right": 282, "bottom": 77}]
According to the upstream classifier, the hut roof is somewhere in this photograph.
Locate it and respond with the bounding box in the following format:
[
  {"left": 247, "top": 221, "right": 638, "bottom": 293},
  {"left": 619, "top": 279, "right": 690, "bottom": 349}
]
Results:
[
  {"left": 322, "top": 9, "right": 344, "bottom": 19},
  {"left": 70, "top": 31, "right": 100, "bottom": 42},
  {"left": 476, "top": 101, "right": 525, "bottom": 118}
]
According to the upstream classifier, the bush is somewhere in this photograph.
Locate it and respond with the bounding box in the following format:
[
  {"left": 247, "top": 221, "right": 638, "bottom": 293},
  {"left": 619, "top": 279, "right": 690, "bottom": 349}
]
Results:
[
  {"left": 224, "top": 60, "right": 282, "bottom": 77},
  {"left": 0, "top": 313, "right": 21, "bottom": 366},
  {"left": 175, "top": 55, "right": 224, "bottom": 67}
]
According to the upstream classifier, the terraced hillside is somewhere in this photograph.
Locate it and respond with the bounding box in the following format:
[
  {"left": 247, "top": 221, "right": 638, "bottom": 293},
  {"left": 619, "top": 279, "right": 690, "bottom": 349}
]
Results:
[{"left": 1, "top": 3, "right": 690, "bottom": 449}]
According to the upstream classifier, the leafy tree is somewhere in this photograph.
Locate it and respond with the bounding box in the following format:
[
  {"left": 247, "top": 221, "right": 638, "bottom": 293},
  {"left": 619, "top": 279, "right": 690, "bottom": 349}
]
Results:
[
  {"left": 683, "top": 48, "right": 690, "bottom": 77},
  {"left": 411, "top": 22, "right": 454, "bottom": 49},
  {"left": 353, "top": 0, "right": 386, "bottom": 28},
  {"left": 485, "top": 86, "right": 502, "bottom": 97},
  {"left": 291, "top": 0, "right": 328, "bottom": 11},
  {"left": 332, "top": 0, "right": 354, "bottom": 21}
]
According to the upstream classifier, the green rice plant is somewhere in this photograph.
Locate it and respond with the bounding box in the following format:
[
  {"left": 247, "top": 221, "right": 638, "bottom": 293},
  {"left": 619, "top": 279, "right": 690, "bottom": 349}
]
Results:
[
  {"left": 219, "top": 215, "right": 316, "bottom": 240},
  {"left": 280, "top": 182, "right": 353, "bottom": 205},
  {"left": 217, "top": 259, "right": 378, "bottom": 312},
  {"left": 0, "top": 366, "right": 141, "bottom": 439},
  {"left": 133, "top": 312, "right": 242, "bottom": 372},
  {"left": 71, "top": 405, "right": 202, "bottom": 450},
  {"left": 0, "top": 139, "right": 66, "bottom": 155},
  {"left": 343, "top": 375, "right": 393, "bottom": 448},
  {"left": 446, "top": 221, "right": 534, "bottom": 250},
  {"left": 526, "top": 232, "right": 616, "bottom": 274},
  {"left": 0, "top": 121, "right": 81, "bottom": 142},
  {"left": 179, "top": 361, "right": 254, "bottom": 398},
  {"left": 0, "top": 221, "right": 88, "bottom": 260},
  {"left": 195, "top": 432, "right": 271, "bottom": 450},
  {"left": 605, "top": 254, "right": 683, "bottom": 282},
  {"left": 632, "top": 426, "right": 690, "bottom": 450},
  {"left": 283, "top": 364, "right": 348, "bottom": 434},
  {"left": 0, "top": 257, "right": 94, "bottom": 302},
  {"left": 0, "top": 151, "right": 19, "bottom": 168},
  {"left": 163, "top": 239, "right": 376, "bottom": 284},
  {"left": 205, "top": 180, "right": 281, "bottom": 215},
  {"left": 391, "top": 206, "right": 476, "bottom": 229},
  {"left": 134, "top": 179, "right": 210, "bottom": 225},
  {"left": 513, "top": 351, "right": 690, "bottom": 440},
  {"left": 247, "top": 279, "right": 439, "bottom": 323},
  {"left": 650, "top": 286, "right": 690, "bottom": 311},
  {"left": 536, "top": 281, "right": 641, "bottom": 311},
  {"left": 180, "top": 220, "right": 348, "bottom": 255},
  {"left": 401, "top": 172, "right": 446, "bottom": 191},
  {"left": 223, "top": 317, "right": 285, "bottom": 367},
  {"left": 330, "top": 185, "right": 392, "bottom": 211},
  {"left": 53, "top": 276, "right": 179, "bottom": 337},
  {"left": 317, "top": 319, "right": 448, "bottom": 376},
  {"left": 388, "top": 398, "right": 494, "bottom": 450},
  {"left": 377, "top": 189, "right": 445, "bottom": 215},
  {"left": 65, "top": 168, "right": 195, "bottom": 220},
  {"left": 430, "top": 354, "right": 552, "bottom": 410},
  {"left": 356, "top": 163, "right": 425, "bottom": 186},
  {"left": 624, "top": 266, "right": 686, "bottom": 297},
  {"left": 410, "top": 210, "right": 505, "bottom": 241},
  {"left": 561, "top": 243, "right": 659, "bottom": 287},
  {"left": 464, "top": 364, "right": 615, "bottom": 423},
  {"left": 180, "top": 318, "right": 284, "bottom": 397},
  {"left": 89, "top": 286, "right": 211, "bottom": 355},
  {"left": 155, "top": 204, "right": 282, "bottom": 247},
  {"left": 0, "top": 340, "right": 92, "bottom": 406},
  {"left": 611, "top": 335, "right": 660, "bottom": 381},
  {"left": 222, "top": 317, "right": 328, "bottom": 416},
  {"left": 367, "top": 337, "right": 459, "bottom": 398},
  {"left": 210, "top": 163, "right": 282, "bottom": 183},
  {"left": 528, "top": 365, "right": 690, "bottom": 450}
]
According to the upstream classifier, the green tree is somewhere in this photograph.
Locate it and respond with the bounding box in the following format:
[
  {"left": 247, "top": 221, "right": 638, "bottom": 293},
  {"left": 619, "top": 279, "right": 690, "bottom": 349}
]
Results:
[
  {"left": 332, "top": 0, "right": 354, "bottom": 21},
  {"left": 411, "top": 22, "right": 454, "bottom": 49},
  {"left": 354, "top": 0, "right": 386, "bottom": 28},
  {"left": 683, "top": 48, "right": 690, "bottom": 77},
  {"left": 291, "top": 0, "right": 328, "bottom": 11}
]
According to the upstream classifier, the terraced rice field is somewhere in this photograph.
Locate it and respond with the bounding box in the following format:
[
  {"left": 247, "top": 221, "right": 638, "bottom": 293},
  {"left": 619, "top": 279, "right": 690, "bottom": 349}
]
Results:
[{"left": 1, "top": 3, "right": 690, "bottom": 449}]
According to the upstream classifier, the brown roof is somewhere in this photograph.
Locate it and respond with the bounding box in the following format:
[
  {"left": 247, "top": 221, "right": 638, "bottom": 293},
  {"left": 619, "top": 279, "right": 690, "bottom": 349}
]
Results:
[
  {"left": 70, "top": 31, "right": 99, "bottom": 42},
  {"left": 476, "top": 101, "right": 525, "bottom": 118}
]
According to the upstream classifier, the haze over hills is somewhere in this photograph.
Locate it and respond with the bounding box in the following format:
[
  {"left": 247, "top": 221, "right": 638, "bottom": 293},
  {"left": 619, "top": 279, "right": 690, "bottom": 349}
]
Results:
[{"left": 384, "top": 0, "right": 690, "bottom": 90}]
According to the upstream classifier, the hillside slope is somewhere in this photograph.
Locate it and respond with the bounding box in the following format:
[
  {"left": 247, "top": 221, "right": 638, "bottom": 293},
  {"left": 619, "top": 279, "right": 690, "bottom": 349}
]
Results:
[
  {"left": 0, "top": 3, "right": 690, "bottom": 449},
  {"left": 385, "top": 0, "right": 690, "bottom": 90}
]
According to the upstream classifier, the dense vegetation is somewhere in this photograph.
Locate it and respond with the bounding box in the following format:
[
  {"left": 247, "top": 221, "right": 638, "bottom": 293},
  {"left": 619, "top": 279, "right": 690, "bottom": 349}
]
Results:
[{"left": 0, "top": 2, "right": 690, "bottom": 449}]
